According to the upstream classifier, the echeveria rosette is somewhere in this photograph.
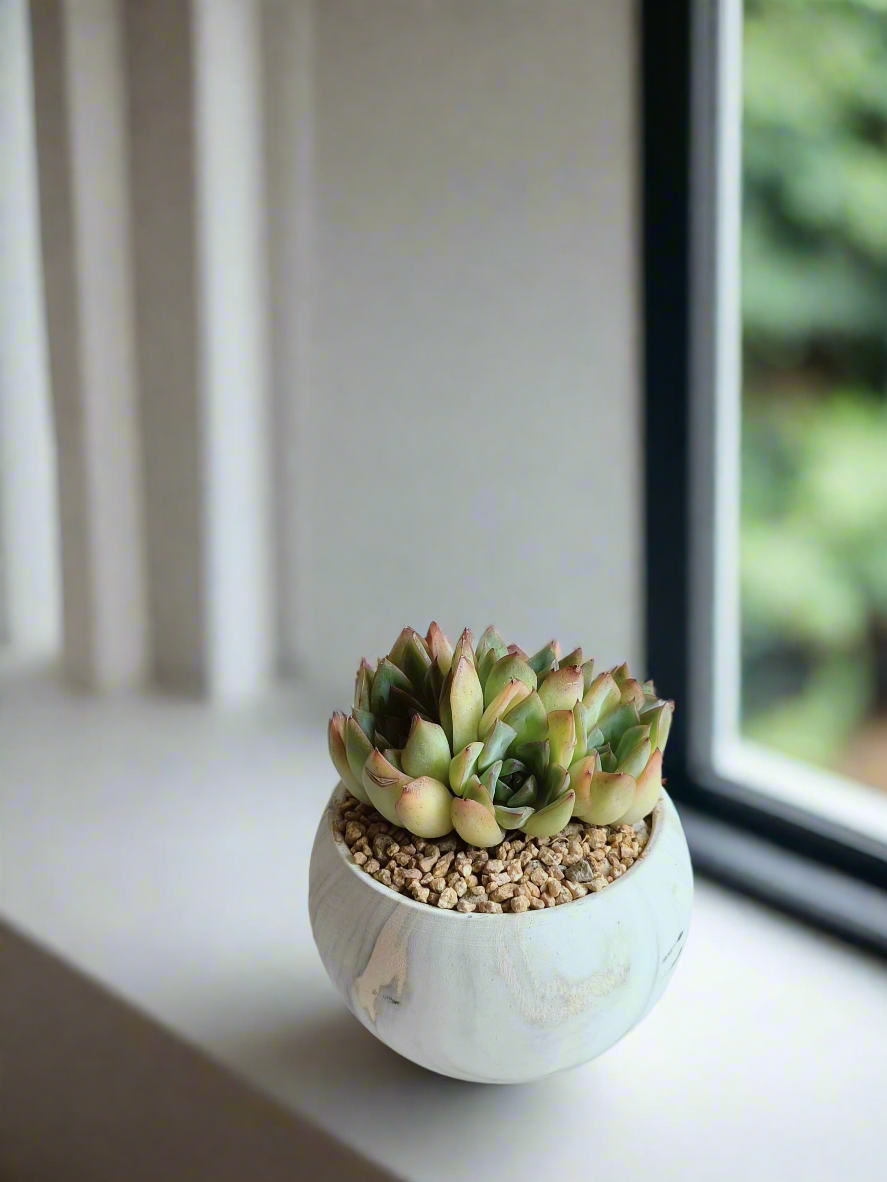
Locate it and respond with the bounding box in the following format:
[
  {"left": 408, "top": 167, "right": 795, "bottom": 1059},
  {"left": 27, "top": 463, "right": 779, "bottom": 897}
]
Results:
[{"left": 328, "top": 624, "right": 673, "bottom": 849}]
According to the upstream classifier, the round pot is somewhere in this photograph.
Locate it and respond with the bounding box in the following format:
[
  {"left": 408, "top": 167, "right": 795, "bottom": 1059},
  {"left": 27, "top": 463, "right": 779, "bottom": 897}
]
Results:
[{"left": 309, "top": 784, "right": 693, "bottom": 1084}]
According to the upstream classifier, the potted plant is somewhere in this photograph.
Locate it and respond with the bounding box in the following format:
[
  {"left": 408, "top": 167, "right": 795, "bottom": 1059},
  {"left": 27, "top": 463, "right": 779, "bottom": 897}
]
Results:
[{"left": 309, "top": 624, "right": 692, "bottom": 1083}]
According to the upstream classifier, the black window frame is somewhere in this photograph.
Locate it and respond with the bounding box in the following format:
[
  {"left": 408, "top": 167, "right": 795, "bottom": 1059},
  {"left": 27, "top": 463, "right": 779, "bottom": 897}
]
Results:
[{"left": 642, "top": 0, "right": 887, "bottom": 956}]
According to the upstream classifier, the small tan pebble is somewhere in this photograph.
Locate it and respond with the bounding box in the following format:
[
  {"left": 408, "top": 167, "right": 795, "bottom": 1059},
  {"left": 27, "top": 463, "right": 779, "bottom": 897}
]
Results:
[
  {"left": 530, "top": 867, "right": 549, "bottom": 888},
  {"left": 485, "top": 859, "right": 505, "bottom": 874},
  {"left": 562, "top": 821, "right": 584, "bottom": 836},
  {"left": 437, "top": 835, "right": 458, "bottom": 854},
  {"left": 335, "top": 819, "right": 347, "bottom": 833},
  {"left": 363, "top": 858, "right": 380, "bottom": 875},
  {"left": 538, "top": 847, "right": 561, "bottom": 867},
  {"left": 519, "top": 850, "right": 532, "bottom": 867},
  {"left": 542, "top": 893, "right": 557, "bottom": 908},
  {"left": 564, "top": 858, "right": 595, "bottom": 884},
  {"left": 469, "top": 885, "right": 487, "bottom": 897},
  {"left": 525, "top": 844, "right": 539, "bottom": 859},
  {"left": 402, "top": 868, "right": 422, "bottom": 881},
  {"left": 529, "top": 897, "right": 546, "bottom": 910},
  {"left": 459, "top": 863, "right": 473, "bottom": 880},
  {"left": 551, "top": 840, "right": 568, "bottom": 855},
  {"left": 429, "top": 876, "right": 446, "bottom": 893},
  {"left": 567, "top": 880, "right": 588, "bottom": 899},
  {"left": 415, "top": 839, "right": 427, "bottom": 852},
  {"left": 561, "top": 852, "right": 580, "bottom": 867},
  {"left": 590, "top": 847, "right": 608, "bottom": 864},
  {"left": 419, "top": 872, "right": 432, "bottom": 885},
  {"left": 535, "top": 835, "right": 551, "bottom": 846},
  {"left": 355, "top": 837, "right": 372, "bottom": 855},
  {"left": 410, "top": 884, "right": 430, "bottom": 904},
  {"left": 486, "top": 872, "right": 510, "bottom": 888},
  {"left": 428, "top": 891, "right": 441, "bottom": 906},
  {"left": 418, "top": 847, "right": 440, "bottom": 873},
  {"left": 589, "top": 828, "right": 607, "bottom": 849},
  {"left": 401, "top": 843, "right": 416, "bottom": 855},
  {"left": 372, "top": 834, "right": 398, "bottom": 860},
  {"left": 343, "top": 809, "right": 362, "bottom": 821},
  {"left": 525, "top": 881, "right": 541, "bottom": 899},
  {"left": 437, "top": 887, "right": 458, "bottom": 909},
  {"left": 590, "top": 876, "right": 608, "bottom": 892},
  {"left": 352, "top": 851, "right": 368, "bottom": 866},
  {"left": 489, "top": 884, "right": 517, "bottom": 903},
  {"left": 445, "top": 870, "right": 460, "bottom": 888},
  {"left": 611, "top": 863, "right": 626, "bottom": 879},
  {"left": 433, "top": 852, "right": 455, "bottom": 877},
  {"left": 393, "top": 852, "right": 412, "bottom": 867},
  {"left": 374, "top": 869, "right": 392, "bottom": 886},
  {"left": 545, "top": 876, "right": 561, "bottom": 896},
  {"left": 476, "top": 901, "right": 503, "bottom": 914},
  {"left": 551, "top": 865, "right": 565, "bottom": 881},
  {"left": 344, "top": 822, "right": 364, "bottom": 845},
  {"left": 456, "top": 899, "right": 477, "bottom": 913},
  {"left": 510, "top": 895, "right": 531, "bottom": 914},
  {"left": 392, "top": 869, "right": 406, "bottom": 888},
  {"left": 507, "top": 861, "right": 523, "bottom": 882},
  {"left": 607, "top": 850, "right": 622, "bottom": 867},
  {"left": 454, "top": 878, "right": 468, "bottom": 898}
]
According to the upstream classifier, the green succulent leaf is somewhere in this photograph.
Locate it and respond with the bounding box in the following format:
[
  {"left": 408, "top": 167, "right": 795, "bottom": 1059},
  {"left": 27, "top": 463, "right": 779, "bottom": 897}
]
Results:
[
  {"left": 582, "top": 672, "right": 621, "bottom": 726},
  {"left": 494, "top": 803, "right": 534, "bottom": 829},
  {"left": 480, "top": 759, "right": 503, "bottom": 799},
  {"left": 598, "top": 744, "right": 618, "bottom": 773},
  {"left": 361, "top": 749, "right": 411, "bottom": 824},
  {"left": 614, "top": 723, "right": 652, "bottom": 766},
  {"left": 402, "top": 631, "right": 433, "bottom": 689},
  {"left": 516, "top": 739, "right": 550, "bottom": 782},
  {"left": 370, "top": 658, "right": 414, "bottom": 715},
  {"left": 538, "top": 665, "right": 583, "bottom": 711},
  {"left": 425, "top": 621, "right": 453, "bottom": 675},
  {"left": 402, "top": 716, "right": 452, "bottom": 782},
  {"left": 394, "top": 776, "right": 454, "bottom": 838},
  {"left": 479, "top": 718, "right": 518, "bottom": 771},
  {"left": 449, "top": 741, "right": 483, "bottom": 794},
  {"left": 507, "top": 775, "right": 537, "bottom": 807},
  {"left": 572, "top": 701, "right": 589, "bottom": 762},
  {"left": 614, "top": 748, "right": 662, "bottom": 824},
  {"left": 328, "top": 712, "right": 368, "bottom": 801},
  {"left": 354, "top": 660, "right": 374, "bottom": 713},
  {"left": 596, "top": 702, "right": 640, "bottom": 748},
  {"left": 451, "top": 796, "right": 505, "bottom": 847},
  {"left": 501, "top": 690, "right": 548, "bottom": 744},
  {"left": 641, "top": 700, "right": 674, "bottom": 752},
  {"left": 451, "top": 655, "right": 484, "bottom": 753},
  {"left": 528, "top": 641, "right": 559, "bottom": 677},
  {"left": 345, "top": 715, "right": 375, "bottom": 789},
  {"left": 521, "top": 789, "right": 576, "bottom": 838},
  {"left": 542, "top": 762, "right": 570, "bottom": 807},
  {"left": 479, "top": 679, "right": 530, "bottom": 739},
  {"left": 559, "top": 647, "right": 583, "bottom": 668},
  {"left": 580, "top": 659, "right": 596, "bottom": 694},
  {"left": 351, "top": 707, "right": 375, "bottom": 743},
  {"left": 483, "top": 654, "right": 537, "bottom": 708},
  {"left": 616, "top": 736, "right": 652, "bottom": 779},
  {"left": 547, "top": 709, "right": 577, "bottom": 770}
]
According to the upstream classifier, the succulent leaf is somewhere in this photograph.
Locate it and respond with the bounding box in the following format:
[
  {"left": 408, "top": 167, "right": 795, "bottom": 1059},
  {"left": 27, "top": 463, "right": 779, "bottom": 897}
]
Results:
[
  {"left": 351, "top": 707, "right": 375, "bottom": 743},
  {"left": 572, "top": 701, "right": 588, "bottom": 762},
  {"left": 354, "top": 660, "right": 374, "bottom": 712},
  {"left": 598, "top": 744, "right": 618, "bottom": 773},
  {"left": 501, "top": 690, "right": 548, "bottom": 745},
  {"left": 547, "top": 709, "right": 577, "bottom": 770},
  {"left": 516, "top": 739, "right": 550, "bottom": 782},
  {"left": 450, "top": 655, "right": 484, "bottom": 753},
  {"left": 328, "top": 712, "right": 366, "bottom": 800},
  {"left": 448, "top": 741, "right": 483, "bottom": 794},
  {"left": 559, "top": 647, "right": 583, "bottom": 668},
  {"left": 479, "top": 759, "right": 503, "bottom": 799},
  {"left": 572, "top": 762, "right": 636, "bottom": 825},
  {"left": 426, "top": 621, "right": 454, "bottom": 675},
  {"left": 494, "top": 803, "right": 534, "bottom": 829},
  {"left": 614, "top": 723, "right": 652, "bottom": 765},
  {"left": 345, "top": 715, "right": 375, "bottom": 794},
  {"left": 542, "top": 762, "right": 570, "bottom": 806},
  {"left": 475, "top": 625, "right": 507, "bottom": 666},
  {"left": 538, "top": 665, "right": 583, "bottom": 711},
  {"left": 479, "top": 678, "right": 530, "bottom": 739},
  {"left": 402, "top": 717, "right": 452, "bottom": 782},
  {"left": 580, "top": 659, "right": 596, "bottom": 694},
  {"left": 394, "top": 776, "right": 454, "bottom": 838},
  {"left": 619, "top": 678, "right": 646, "bottom": 710},
  {"left": 507, "top": 775, "right": 537, "bottom": 807},
  {"left": 483, "top": 654, "right": 537, "bottom": 709},
  {"left": 616, "top": 736, "right": 652, "bottom": 779},
  {"left": 388, "top": 627, "right": 414, "bottom": 671},
  {"left": 582, "top": 672, "right": 621, "bottom": 725},
  {"left": 402, "top": 631, "right": 433, "bottom": 689},
  {"left": 370, "top": 658, "right": 414, "bottom": 715},
  {"left": 611, "top": 662, "right": 631, "bottom": 684},
  {"left": 479, "top": 718, "right": 518, "bottom": 771},
  {"left": 614, "top": 748, "right": 662, "bottom": 824},
  {"left": 521, "top": 789, "right": 576, "bottom": 838},
  {"left": 641, "top": 700, "right": 674, "bottom": 752},
  {"left": 452, "top": 628, "right": 476, "bottom": 669},
  {"left": 361, "top": 749, "right": 412, "bottom": 823},
  {"left": 451, "top": 796, "right": 505, "bottom": 847},
  {"left": 596, "top": 702, "right": 640, "bottom": 748},
  {"left": 463, "top": 777, "right": 496, "bottom": 815},
  {"left": 528, "top": 641, "right": 558, "bottom": 677}
]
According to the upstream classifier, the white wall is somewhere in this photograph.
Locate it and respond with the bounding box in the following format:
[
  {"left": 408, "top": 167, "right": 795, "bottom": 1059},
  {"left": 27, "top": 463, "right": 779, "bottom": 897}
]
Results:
[{"left": 294, "top": 0, "right": 640, "bottom": 695}]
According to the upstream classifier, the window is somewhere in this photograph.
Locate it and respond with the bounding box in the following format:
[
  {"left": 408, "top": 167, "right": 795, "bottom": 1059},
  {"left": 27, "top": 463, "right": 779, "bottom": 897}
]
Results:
[{"left": 645, "top": 0, "right": 887, "bottom": 952}]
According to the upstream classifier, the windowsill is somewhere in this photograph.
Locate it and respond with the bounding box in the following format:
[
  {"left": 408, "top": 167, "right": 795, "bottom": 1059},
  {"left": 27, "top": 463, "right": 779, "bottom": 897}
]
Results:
[{"left": 3, "top": 669, "right": 886, "bottom": 1181}]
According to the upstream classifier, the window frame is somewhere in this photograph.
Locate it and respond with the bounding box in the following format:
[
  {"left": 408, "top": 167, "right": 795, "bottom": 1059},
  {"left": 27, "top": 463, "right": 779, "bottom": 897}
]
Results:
[{"left": 642, "top": 0, "right": 887, "bottom": 955}]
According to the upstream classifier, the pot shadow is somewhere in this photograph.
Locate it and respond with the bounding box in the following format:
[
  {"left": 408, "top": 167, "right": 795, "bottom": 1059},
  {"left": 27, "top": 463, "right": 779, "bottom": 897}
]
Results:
[{"left": 228, "top": 1003, "right": 608, "bottom": 1159}]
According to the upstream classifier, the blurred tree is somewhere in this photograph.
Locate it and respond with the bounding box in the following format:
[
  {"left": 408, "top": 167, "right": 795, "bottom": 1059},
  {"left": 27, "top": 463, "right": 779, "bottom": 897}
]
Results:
[{"left": 743, "top": 0, "right": 887, "bottom": 385}]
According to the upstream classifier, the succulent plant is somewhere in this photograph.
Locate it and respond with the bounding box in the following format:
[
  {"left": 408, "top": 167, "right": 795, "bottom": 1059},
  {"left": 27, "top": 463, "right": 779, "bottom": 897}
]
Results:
[{"left": 329, "top": 624, "right": 672, "bottom": 848}]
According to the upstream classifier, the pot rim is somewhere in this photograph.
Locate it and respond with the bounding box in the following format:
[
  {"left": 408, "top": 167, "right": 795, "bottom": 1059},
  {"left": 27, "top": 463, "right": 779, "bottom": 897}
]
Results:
[{"left": 322, "top": 781, "right": 669, "bottom": 922}]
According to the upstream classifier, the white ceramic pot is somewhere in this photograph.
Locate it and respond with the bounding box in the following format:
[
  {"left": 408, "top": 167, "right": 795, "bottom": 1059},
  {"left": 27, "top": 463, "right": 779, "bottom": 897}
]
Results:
[{"left": 309, "top": 784, "right": 693, "bottom": 1084}]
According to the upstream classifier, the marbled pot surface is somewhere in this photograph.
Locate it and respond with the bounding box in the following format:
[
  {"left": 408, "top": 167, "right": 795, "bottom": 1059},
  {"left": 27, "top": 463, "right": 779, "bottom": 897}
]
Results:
[{"left": 309, "top": 784, "right": 693, "bottom": 1083}]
